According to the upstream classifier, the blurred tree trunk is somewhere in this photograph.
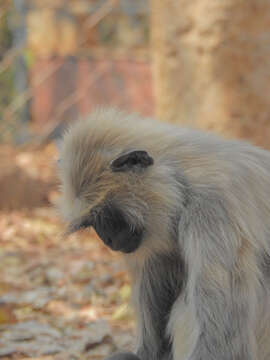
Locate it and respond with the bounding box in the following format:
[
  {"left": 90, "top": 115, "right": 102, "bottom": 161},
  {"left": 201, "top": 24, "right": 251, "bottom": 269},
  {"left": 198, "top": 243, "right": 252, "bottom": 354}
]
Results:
[
  {"left": 12, "top": 0, "right": 30, "bottom": 143},
  {"left": 151, "top": 0, "right": 270, "bottom": 147}
]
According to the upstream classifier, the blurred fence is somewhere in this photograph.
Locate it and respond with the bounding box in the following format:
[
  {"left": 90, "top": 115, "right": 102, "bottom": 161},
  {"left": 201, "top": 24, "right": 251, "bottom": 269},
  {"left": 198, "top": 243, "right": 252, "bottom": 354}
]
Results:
[{"left": 0, "top": 0, "right": 153, "bottom": 144}]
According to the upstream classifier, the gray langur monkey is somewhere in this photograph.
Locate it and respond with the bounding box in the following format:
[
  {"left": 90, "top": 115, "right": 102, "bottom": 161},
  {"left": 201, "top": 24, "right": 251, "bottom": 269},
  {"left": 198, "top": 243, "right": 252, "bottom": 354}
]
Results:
[{"left": 58, "top": 108, "right": 270, "bottom": 360}]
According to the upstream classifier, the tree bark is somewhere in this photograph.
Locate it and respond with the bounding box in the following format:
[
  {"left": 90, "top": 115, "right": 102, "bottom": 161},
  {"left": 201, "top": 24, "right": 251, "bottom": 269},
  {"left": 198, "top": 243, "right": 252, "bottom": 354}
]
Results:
[{"left": 151, "top": 0, "right": 270, "bottom": 147}]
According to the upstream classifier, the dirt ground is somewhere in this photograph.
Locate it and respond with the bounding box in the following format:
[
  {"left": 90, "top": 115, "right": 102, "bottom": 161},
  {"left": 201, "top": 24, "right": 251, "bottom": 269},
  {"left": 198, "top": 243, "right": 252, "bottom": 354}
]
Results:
[{"left": 0, "top": 144, "right": 135, "bottom": 360}]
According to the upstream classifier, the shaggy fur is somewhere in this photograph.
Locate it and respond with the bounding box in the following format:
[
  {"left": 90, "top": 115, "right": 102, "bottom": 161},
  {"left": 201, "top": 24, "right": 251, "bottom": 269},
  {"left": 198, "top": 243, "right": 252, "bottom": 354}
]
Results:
[{"left": 58, "top": 108, "right": 270, "bottom": 360}]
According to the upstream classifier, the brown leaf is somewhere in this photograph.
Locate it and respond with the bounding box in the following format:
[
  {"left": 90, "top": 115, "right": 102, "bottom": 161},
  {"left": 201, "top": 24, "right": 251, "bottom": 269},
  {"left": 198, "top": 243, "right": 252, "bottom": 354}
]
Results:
[{"left": 0, "top": 304, "right": 17, "bottom": 324}]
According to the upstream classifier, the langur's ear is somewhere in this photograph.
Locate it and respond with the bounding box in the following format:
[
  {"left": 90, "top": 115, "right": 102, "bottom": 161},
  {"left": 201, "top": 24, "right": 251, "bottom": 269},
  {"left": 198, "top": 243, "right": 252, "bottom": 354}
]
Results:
[{"left": 110, "top": 150, "right": 154, "bottom": 172}]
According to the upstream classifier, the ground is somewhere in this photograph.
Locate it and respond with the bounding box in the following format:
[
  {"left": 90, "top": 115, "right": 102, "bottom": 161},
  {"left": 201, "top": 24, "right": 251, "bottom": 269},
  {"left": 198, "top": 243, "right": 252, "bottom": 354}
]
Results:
[{"left": 0, "top": 144, "right": 135, "bottom": 360}]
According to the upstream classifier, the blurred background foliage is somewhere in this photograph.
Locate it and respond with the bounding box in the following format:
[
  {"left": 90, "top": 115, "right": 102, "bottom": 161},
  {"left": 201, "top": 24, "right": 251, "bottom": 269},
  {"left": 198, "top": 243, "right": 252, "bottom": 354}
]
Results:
[
  {"left": 0, "top": 0, "right": 152, "bottom": 144},
  {"left": 1, "top": 0, "right": 270, "bottom": 147}
]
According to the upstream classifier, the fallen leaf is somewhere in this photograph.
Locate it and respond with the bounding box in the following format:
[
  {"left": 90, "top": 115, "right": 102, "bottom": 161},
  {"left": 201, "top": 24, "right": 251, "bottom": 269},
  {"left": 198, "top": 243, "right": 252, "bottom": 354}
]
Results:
[
  {"left": 112, "top": 304, "right": 133, "bottom": 321},
  {"left": 0, "top": 304, "right": 17, "bottom": 324},
  {"left": 119, "top": 284, "right": 131, "bottom": 301}
]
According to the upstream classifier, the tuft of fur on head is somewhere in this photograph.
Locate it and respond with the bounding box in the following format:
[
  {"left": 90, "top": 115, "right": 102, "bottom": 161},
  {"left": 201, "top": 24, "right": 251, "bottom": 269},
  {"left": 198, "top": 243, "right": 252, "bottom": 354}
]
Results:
[{"left": 58, "top": 108, "right": 187, "bottom": 261}]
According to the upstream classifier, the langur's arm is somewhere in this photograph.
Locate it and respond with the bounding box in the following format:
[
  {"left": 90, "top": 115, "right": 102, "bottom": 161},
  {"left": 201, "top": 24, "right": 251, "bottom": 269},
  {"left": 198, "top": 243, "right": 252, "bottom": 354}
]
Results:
[{"left": 180, "top": 191, "right": 259, "bottom": 360}]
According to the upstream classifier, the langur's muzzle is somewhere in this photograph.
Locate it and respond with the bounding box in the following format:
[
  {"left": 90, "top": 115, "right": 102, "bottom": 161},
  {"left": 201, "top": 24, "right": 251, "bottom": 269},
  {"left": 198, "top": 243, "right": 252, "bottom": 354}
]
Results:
[{"left": 93, "top": 205, "right": 143, "bottom": 254}]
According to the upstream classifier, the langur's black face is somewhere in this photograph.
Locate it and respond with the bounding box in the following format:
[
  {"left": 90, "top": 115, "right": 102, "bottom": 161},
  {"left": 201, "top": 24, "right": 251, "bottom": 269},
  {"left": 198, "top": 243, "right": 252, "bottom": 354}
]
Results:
[
  {"left": 92, "top": 204, "right": 144, "bottom": 253},
  {"left": 68, "top": 203, "right": 144, "bottom": 254}
]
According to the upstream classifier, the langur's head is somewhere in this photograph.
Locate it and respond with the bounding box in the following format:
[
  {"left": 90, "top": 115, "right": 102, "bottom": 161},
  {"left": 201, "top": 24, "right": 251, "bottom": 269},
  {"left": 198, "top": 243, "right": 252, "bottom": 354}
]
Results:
[{"left": 58, "top": 108, "right": 186, "bottom": 257}]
